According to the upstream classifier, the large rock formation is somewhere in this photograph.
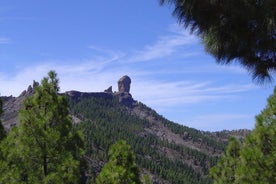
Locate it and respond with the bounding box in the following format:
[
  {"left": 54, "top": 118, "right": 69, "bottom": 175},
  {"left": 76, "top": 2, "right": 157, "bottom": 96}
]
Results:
[
  {"left": 1, "top": 76, "right": 137, "bottom": 129},
  {"left": 116, "top": 75, "right": 134, "bottom": 107},
  {"left": 118, "top": 75, "right": 131, "bottom": 93},
  {"left": 1, "top": 81, "right": 39, "bottom": 129}
]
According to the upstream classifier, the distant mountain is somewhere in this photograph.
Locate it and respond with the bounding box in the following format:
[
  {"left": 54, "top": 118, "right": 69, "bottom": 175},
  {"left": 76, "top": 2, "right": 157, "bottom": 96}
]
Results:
[{"left": 1, "top": 76, "right": 250, "bottom": 184}]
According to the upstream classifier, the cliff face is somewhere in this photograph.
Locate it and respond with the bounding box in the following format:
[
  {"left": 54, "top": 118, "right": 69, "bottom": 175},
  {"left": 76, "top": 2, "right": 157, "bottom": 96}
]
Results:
[{"left": 1, "top": 81, "right": 38, "bottom": 129}]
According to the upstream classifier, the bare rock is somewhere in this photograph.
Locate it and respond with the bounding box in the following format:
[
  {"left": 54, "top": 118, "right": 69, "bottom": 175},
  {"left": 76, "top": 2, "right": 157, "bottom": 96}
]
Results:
[
  {"left": 116, "top": 75, "right": 136, "bottom": 107},
  {"left": 1, "top": 80, "right": 39, "bottom": 129},
  {"left": 118, "top": 75, "right": 131, "bottom": 93},
  {"left": 104, "top": 86, "right": 113, "bottom": 93},
  {"left": 26, "top": 80, "right": 39, "bottom": 95},
  {"left": 118, "top": 92, "right": 133, "bottom": 106}
]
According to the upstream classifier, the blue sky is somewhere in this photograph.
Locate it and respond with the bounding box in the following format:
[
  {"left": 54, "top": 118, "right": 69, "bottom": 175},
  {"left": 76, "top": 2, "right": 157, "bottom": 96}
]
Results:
[{"left": 0, "top": 0, "right": 275, "bottom": 131}]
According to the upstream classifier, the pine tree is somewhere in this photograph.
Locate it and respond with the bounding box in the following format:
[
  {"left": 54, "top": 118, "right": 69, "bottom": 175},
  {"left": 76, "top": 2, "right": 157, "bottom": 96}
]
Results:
[
  {"left": 235, "top": 87, "right": 276, "bottom": 183},
  {"left": 0, "top": 71, "right": 84, "bottom": 184},
  {"left": 210, "top": 87, "right": 276, "bottom": 184},
  {"left": 96, "top": 140, "right": 142, "bottom": 184},
  {"left": 0, "top": 98, "right": 6, "bottom": 141},
  {"left": 0, "top": 98, "right": 7, "bottom": 178},
  {"left": 209, "top": 137, "right": 241, "bottom": 184},
  {"left": 160, "top": 0, "right": 276, "bottom": 82}
]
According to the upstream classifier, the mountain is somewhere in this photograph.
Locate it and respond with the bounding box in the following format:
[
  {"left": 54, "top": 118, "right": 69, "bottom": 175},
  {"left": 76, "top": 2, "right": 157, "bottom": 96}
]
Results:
[{"left": 0, "top": 76, "right": 250, "bottom": 184}]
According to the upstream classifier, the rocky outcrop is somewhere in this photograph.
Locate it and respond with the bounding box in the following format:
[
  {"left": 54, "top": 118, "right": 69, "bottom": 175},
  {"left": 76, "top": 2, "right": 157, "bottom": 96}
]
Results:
[
  {"left": 116, "top": 75, "right": 135, "bottom": 107},
  {"left": 117, "top": 92, "right": 134, "bottom": 106},
  {"left": 1, "top": 76, "right": 138, "bottom": 129},
  {"left": 118, "top": 75, "right": 131, "bottom": 93},
  {"left": 65, "top": 91, "right": 113, "bottom": 101},
  {"left": 19, "top": 80, "right": 39, "bottom": 97},
  {"left": 1, "top": 81, "right": 38, "bottom": 129},
  {"left": 66, "top": 75, "right": 135, "bottom": 107},
  {"left": 104, "top": 86, "right": 113, "bottom": 93}
]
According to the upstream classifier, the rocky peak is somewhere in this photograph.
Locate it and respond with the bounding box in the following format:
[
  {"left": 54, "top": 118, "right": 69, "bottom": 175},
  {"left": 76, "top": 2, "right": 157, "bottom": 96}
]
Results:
[
  {"left": 118, "top": 75, "right": 131, "bottom": 93},
  {"left": 1, "top": 80, "right": 39, "bottom": 129},
  {"left": 19, "top": 80, "right": 39, "bottom": 97},
  {"left": 116, "top": 75, "right": 135, "bottom": 107},
  {"left": 104, "top": 86, "right": 113, "bottom": 93}
]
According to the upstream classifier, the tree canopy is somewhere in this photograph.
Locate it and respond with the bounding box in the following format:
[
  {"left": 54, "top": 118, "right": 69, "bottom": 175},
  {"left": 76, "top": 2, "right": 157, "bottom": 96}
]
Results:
[
  {"left": 0, "top": 98, "right": 6, "bottom": 141},
  {"left": 96, "top": 140, "right": 142, "bottom": 184},
  {"left": 0, "top": 71, "right": 84, "bottom": 184},
  {"left": 234, "top": 87, "right": 276, "bottom": 183},
  {"left": 209, "top": 137, "right": 241, "bottom": 184},
  {"left": 210, "top": 87, "right": 276, "bottom": 183},
  {"left": 160, "top": 0, "right": 276, "bottom": 82}
]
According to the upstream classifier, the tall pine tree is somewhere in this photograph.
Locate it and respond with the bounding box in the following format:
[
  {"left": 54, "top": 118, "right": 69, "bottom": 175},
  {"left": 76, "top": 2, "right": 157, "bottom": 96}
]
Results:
[
  {"left": 0, "top": 71, "right": 84, "bottom": 184},
  {"left": 235, "top": 87, "right": 276, "bottom": 183},
  {"left": 209, "top": 137, "right": 241, "bottom": 184},
  {"left": 210, "top": 87, "right": 276, "bottom": 184},
  {"left": 96, "top": 140, "right": 142, "bottom": 184}
]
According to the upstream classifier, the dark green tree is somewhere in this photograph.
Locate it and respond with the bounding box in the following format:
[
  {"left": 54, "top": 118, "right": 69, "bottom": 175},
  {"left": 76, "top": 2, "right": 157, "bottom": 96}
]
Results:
[
  {"left": 0, "top": 71, "right": 84, "bottom": 184},
  {"left": 209, "top": 137, "right": 241, "bottom": 184},
  {"left": 210, "top": 87, "right": 276, "bottom": 184},
  {"left": 0, "top": 98, "right": 6, "bottom": 141},
  {"left": 160, "top": 0, "right": 276, "bottom": 82},
  {"left": 235, "top": 87, "right": 276, "bottom": 183},
  {"left": 96, "top": 140, "right": 142, "bottom": 184},
  {"left": 0, "top": 98, "right": 7, "bottom": 172}
]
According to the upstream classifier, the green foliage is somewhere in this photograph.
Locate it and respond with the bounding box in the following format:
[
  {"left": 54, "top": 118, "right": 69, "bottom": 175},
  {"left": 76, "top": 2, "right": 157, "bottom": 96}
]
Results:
[
  {"left": 210, "top": 87, "right": 276, "bottom": 183},
  {"left": 69, "top": 96, "right": 222, "bottom": 183},
  {"left": 160, "top": 0, "right": 276, "bottom": 82},
  {"left": 235, "top": 87, "right": 276, "bottom": 183},
  {"left": 96, "top": 140, "right": 142, "bottom": 184},
  {"left": 209, "top": 137, "right": 241, "bottom": 184},
  {"left": 141, "top": 175, "right": 151, "bottom": 184},
  {"left": 0, "top": 71, "right": 84, "bottom": 184},
  {"left": 0, "top": 98, "right": 6, "bottom": 141}
]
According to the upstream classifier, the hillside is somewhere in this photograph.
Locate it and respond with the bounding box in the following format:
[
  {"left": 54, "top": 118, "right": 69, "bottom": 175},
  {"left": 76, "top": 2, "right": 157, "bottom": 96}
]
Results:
[{"left": 1, "top": 76, "right": 250, "bottom": 183}]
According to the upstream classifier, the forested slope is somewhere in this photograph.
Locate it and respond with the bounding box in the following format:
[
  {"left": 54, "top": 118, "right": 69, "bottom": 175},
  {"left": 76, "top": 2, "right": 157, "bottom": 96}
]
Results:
[
  {"left": 67, "top": 93, "right": 227, "bottom": 183},
  {"left": 1, "top": 83, "right": 250, "bottom": 183}
]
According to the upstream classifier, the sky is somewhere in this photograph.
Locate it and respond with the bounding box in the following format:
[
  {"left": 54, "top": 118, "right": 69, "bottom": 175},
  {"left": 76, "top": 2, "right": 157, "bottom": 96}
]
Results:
[{"left": 0, "top": 0, "right": 275, "bottom": 131}]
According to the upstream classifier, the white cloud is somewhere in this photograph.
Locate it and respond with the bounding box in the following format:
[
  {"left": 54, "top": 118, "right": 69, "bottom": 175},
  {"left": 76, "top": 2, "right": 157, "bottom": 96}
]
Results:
[
  {"left": 128, "top": 26, "right": 198, "bottom": 62},
  {"left": 0, "top": 37, "right": 10, "bottom": 44},
  {"left": 0, "top": 54, "right": 255, "bottom": 110},
  {"left": 0, "top": 24, "right": 256, "bottom": 107},
  {"left": 0, "top": 24, "right": 263, "bottom": 131},
  {"left": 132, "top": 79, "right": 255, "bottom": 108}
]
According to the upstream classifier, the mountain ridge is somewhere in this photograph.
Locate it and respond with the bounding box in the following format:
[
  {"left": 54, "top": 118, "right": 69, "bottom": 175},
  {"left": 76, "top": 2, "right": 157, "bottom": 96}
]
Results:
[{"left": 0, "top": 76, "right": 250, "bottom": 183}]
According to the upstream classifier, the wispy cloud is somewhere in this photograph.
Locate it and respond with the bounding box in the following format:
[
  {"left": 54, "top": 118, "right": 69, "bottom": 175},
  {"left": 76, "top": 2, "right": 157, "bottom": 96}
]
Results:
[
  {"left": 0, "top": 55, "right": 255, "bottom": 108},
  {"left": 0, "top": 54, "right": 124, "bottom": 96},
  {"left": 127, "top": 26, "right": 198, "bottom": 62},
  {"left": 0, "top": 24, "right": 262, "bottom": 131},
  {"left": 0, "top": 24, "right": 256, "bottom": 103},
  {"left": 132, "top": 79, "right": 255, "bottom": 108},
  {"left": 0, "top": 37, "right": 10, "bottom": 44}
]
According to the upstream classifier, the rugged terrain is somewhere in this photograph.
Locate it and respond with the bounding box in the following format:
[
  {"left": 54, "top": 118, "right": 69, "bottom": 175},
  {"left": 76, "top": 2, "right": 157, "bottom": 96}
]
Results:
[{"left": 1, "top": 76, "right": 250, "bottom": 183}]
